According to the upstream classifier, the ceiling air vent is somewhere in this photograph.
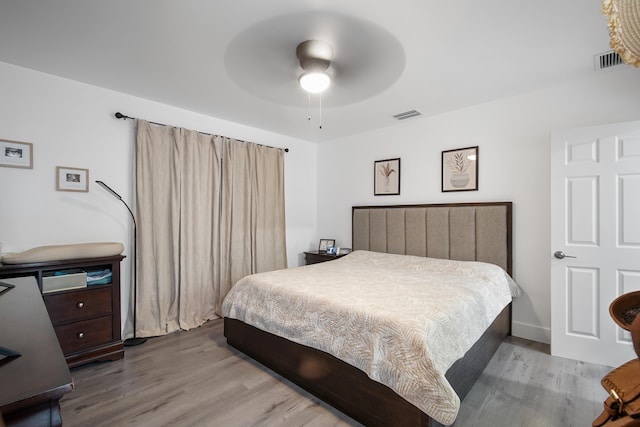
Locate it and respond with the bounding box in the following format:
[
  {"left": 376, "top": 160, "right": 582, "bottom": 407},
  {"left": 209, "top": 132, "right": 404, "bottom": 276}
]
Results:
[
  {"left": 594, "top": 50, "right": 624, "bottom": 71},
  {"left": 393, "top": 110, "right": 421, "bottom": 120}
]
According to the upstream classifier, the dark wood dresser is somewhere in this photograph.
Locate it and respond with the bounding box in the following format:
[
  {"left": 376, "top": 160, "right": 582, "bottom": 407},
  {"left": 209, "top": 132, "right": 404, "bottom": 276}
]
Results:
[
  {"left": 0, "top": 276, "right": 73, "bottom": 426},
  {"left": 304, "top": 251, "right": 348, "bottom": 265},
  {"left": 0, "top": 255, "right": 124, "bottom": 367}
]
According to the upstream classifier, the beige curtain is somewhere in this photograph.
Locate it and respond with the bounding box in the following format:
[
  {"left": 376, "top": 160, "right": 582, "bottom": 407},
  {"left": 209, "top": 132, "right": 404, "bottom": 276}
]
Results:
[
  {"left": 218, "top": 139, "right": 287, "bottom": 314},
  {"left": 135, "top": 120, "right": 286, "bottom": 337}
]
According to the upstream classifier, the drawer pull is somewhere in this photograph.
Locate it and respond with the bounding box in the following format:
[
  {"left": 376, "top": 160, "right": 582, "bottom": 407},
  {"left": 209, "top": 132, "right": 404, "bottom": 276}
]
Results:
[
  {"left": 76, "top": 302, "right": 84, "bottom": 309},
  {"left": 77, "top": 332, "right": 85, "bottom": 339}
]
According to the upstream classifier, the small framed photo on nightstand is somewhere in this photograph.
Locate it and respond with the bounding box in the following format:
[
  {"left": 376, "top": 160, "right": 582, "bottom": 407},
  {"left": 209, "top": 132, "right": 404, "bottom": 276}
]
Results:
[{"left": 318, "top": 239, "right": 336, "bottom": 253}]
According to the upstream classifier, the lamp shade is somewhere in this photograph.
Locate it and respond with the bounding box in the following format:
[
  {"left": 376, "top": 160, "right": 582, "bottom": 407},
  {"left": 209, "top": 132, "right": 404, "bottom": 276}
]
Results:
[
  {"left": 299, "top": 71, "right": 331, "bottom": 93},
  {"left": 602, "top": 0, "right": 640, "bottom": 67}
]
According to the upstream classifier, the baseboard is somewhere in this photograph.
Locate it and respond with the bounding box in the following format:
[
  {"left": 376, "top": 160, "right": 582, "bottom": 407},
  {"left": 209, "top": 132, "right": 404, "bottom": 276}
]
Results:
[{"left": 512, "top": 320, "right": 551, "bottom": 344}]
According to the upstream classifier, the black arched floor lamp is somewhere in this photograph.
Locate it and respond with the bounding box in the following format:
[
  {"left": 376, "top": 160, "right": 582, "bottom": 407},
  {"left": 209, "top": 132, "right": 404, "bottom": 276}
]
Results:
[{"left": 96, "top": 180, "right": 147, "bottom": 347}]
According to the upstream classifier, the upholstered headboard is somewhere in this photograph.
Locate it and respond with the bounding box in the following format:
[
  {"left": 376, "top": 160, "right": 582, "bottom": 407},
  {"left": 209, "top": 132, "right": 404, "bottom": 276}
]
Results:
[{"left": 352, "top": 202, "right": 512, "bottom": 275}]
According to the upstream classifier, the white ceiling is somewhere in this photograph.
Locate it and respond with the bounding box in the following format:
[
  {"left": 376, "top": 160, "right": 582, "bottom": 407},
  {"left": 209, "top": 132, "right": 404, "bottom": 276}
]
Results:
[{"left": 0, "top": 0, "right": 616, "bottom": 142}]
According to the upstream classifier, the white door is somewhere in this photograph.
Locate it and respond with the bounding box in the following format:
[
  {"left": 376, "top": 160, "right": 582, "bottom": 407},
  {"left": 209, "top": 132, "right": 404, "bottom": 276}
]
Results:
[{"left": 551, "top": 120, "right": 640, "bottom": 367}]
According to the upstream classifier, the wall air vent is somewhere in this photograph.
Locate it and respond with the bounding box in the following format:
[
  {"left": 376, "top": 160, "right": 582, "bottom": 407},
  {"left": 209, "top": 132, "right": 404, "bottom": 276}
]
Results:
[
  {"left": 594, "top": 50, "right": 624, "bottom": 71},
  {"left": 393, "top": 110, "right": 421, "bottom": 120}
]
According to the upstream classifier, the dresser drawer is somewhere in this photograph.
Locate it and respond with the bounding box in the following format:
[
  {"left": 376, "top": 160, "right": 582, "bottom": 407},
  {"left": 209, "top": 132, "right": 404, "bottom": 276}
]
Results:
[
  {"left": 54, "top": 316, "right": 113, "bottom": 354},
  {"left": 44, "top": 287, "right": 112, "bottom": 324}
]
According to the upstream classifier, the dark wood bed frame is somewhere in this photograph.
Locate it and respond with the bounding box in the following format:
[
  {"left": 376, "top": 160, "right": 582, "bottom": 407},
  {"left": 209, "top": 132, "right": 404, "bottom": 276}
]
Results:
[{"left": 224, "top": 202, "right": 513, "bottom": 427}]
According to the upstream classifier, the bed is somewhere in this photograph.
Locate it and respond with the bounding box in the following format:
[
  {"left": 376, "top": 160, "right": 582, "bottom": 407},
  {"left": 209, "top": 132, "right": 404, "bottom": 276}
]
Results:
[{"left": 223, "top": 202, "right": 513, "bottom": 426}]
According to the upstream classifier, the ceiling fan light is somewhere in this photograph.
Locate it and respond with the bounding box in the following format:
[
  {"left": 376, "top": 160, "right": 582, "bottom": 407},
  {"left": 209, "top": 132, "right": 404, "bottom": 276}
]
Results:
[{"left": 299, "top": 71, "right": 331, "bottom": 93}]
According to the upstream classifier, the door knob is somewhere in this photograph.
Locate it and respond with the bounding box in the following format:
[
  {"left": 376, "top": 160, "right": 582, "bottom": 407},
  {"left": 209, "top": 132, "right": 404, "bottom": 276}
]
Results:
[{"left": 554, "top": 251, "right": 576, "bottom": 259}]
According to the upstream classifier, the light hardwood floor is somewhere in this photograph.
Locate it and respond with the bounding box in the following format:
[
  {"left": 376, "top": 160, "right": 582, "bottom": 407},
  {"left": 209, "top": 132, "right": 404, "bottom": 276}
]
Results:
[{"left": 61, "top": 319, "right": 612, "bottom": 427}]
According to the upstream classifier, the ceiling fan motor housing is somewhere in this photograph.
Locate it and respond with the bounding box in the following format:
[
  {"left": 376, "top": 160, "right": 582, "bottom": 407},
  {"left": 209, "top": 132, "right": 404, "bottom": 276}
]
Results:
[{"left": 296, "top": 40, "right": 333, "bottom": 72}]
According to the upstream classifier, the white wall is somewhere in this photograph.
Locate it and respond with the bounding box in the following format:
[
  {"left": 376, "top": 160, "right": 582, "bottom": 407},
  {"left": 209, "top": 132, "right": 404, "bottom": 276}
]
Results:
[
  {"left": 317, "top": 67, "right": 640, "bottom": 343},
  {"left": 0, "top": 61, "right": 318, "bottom": 338},
  {"left": 2, "top": 58, "right": 638, "bottom": 345}
]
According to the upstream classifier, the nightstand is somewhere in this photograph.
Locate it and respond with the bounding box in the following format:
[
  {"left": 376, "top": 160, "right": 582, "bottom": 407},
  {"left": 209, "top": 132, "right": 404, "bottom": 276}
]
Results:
[{"left": 304, "top": 251, "right": 348, "bottom": 265}]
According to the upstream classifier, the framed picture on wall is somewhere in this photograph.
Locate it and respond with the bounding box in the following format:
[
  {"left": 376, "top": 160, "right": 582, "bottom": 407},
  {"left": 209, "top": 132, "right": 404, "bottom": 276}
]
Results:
[
  {"left": 442, "top": 146, "right": 478, "bottom": 192},
  {"left": 374, "top": 158, "right": 400, "bottom": 195},
  {"left": 0, "top": 139, "right": 33, "bottom": 169},
  {"left": 56, "top": 166, "right": 89, "bottom": 192}
]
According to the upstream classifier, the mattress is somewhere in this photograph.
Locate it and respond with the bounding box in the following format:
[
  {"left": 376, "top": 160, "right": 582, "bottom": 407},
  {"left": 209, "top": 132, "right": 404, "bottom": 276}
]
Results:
[{"left": 221, "top": 250, "right": 514, "bottom": 424}]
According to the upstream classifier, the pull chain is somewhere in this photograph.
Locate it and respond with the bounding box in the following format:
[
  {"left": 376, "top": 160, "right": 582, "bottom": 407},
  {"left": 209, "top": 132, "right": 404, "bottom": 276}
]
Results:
[
  {"left": 319, "top": 93, "right": 322, "bottom": 130},
  {"left": 305, "top": 93, "right": 324, "bottom": 130}
]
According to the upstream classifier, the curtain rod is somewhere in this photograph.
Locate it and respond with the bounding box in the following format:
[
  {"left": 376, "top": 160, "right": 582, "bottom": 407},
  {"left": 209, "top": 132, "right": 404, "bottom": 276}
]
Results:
[{"left": 114, "top": 112, "right": 289, "bottom": 153}]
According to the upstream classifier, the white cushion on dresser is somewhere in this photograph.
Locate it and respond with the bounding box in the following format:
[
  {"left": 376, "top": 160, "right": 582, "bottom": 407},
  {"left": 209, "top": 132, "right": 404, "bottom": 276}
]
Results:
[{"left": 2, "top": 242, "right": 124, "bottom": 264}]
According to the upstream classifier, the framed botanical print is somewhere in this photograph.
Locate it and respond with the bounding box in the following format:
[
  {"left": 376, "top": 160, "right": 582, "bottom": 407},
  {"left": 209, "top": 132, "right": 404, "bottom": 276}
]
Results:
[
  {"left": 442, "top": 146, "right": 478, "bottom": 192},
  {"left": 374, "top": 158, "right": 400, "bottom": 195}
]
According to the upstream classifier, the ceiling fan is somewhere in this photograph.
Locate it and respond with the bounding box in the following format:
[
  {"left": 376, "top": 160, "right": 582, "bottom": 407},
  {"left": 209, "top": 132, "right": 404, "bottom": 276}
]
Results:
[
  {"left": 223, "top": 11, "right": 406, "bottom": 127},
  {"left": 296, "top": 39, "right": 333, "bottom": 94}
]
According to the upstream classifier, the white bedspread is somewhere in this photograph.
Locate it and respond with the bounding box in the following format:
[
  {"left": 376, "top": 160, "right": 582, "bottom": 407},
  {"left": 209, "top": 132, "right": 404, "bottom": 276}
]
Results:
[{"left": 222, "top": 250, "right": 513, "bottom": 425}]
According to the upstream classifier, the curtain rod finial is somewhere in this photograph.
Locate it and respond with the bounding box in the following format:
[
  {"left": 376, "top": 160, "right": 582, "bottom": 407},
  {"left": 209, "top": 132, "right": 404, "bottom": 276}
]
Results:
[{"left": 115, "top": 112, "right": 133, "bottom": 120}]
